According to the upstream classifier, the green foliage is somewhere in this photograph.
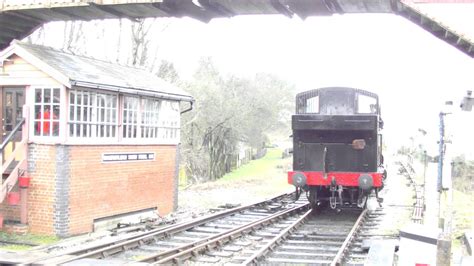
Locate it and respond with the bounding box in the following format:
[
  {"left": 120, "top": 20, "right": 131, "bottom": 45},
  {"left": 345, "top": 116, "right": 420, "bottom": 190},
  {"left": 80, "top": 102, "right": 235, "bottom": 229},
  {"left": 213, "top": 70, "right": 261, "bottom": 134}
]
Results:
[
  {"left": 181, "top": 57, "right": 294, "bottom": 181},
  {"left": 452, "top": 189, "right": 474, "bottom": 248},
  {"left": 156, "top": 59, "right": 180, "bottom": 84},
  {"left": 452, "top": 155, "right": 474, "bottom": 193}
]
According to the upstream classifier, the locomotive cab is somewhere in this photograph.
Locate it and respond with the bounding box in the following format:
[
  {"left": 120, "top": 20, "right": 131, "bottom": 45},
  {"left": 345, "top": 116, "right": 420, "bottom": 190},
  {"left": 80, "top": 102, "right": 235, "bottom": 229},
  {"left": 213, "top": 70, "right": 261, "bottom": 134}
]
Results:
[{"left": 288, "top": 87, "right": 385, "bottom": 209}]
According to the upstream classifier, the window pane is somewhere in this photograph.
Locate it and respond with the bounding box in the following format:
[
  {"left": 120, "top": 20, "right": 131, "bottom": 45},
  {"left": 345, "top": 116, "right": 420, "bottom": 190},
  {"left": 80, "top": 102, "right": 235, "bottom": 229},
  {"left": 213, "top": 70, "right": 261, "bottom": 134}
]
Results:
[
  {"left": 68, "top": 89, "right": 117, "bottom": 139},
  {"left": 69, "top": 106, "right": 74, "bottom": 120},
  {"left": 76, "top": 106, "right": 81, "bottom": 121},
  {"left": 83, "top": 124, "right": 88, "bottom": 137},
  {"left": 35, "top": 105, "right": 41, "bottom": 119},
  {"left": 357, "top": 94, "right": 377, "bottom": 114},
  {"left": 70, "top": 91, "right": 75, "bottom": 104},
  {"left": 84, "top": 107, "right": 88, "bottom": 122},
  {"left": 53, "top": 89, "right": 60, "bottom": 103},
  {"left": 34, "top": 122, "right": 41, "bottom": 136},
  {"left": 44, "top": 89, "right": 51, "bottom": 103},
  {"left": 52, "top": 122, "right": 59, "bottom": 136},
  {"left": 306, "top": 96, "right": 319, "bottom": 113},
  {"left": 35, "top": 89, "right": 42, "bottom": 103},
  {"left": 53, "top": 105, "right": 60, "bottom": 119}
]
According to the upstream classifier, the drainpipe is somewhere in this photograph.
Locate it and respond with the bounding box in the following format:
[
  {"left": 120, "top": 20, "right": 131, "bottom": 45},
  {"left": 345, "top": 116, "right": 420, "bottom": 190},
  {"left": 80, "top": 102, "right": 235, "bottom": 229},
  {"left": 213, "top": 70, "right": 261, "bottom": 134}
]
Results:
[{"left": 180, "top": 100, "right": 194, "bottom": 115}]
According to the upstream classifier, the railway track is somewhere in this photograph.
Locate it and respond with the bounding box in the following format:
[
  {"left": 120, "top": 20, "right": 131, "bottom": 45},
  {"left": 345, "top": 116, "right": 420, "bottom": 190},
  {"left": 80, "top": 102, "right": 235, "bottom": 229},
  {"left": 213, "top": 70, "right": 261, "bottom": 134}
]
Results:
[
  {"left": 26, "top": 172, "right": 416, "bottom": 266},
  {"left": 51, "top": 206, "right": 378, "bottom": 265},
  {"left": 133, "top": 207, "right": 370, "bottom": 265},
  {"left": 28, "top": 197, "right": 395, "bottom": 265},
  {"left": 27, "top": 192, "right": 302, "bottom": 264}
]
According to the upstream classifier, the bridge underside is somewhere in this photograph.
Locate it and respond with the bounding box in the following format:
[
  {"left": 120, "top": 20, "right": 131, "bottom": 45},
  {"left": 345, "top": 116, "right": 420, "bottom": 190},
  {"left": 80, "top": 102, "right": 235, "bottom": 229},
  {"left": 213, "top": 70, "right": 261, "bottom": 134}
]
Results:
[{"left": 0, "top": 0, "right": 472, "bottom": 57}]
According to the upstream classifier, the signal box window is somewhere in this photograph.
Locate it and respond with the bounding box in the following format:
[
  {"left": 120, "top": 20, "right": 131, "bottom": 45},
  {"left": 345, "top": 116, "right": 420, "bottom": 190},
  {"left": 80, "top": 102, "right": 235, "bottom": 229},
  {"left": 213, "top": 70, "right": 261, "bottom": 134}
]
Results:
[
  {"left": 305, "top": 96, "right": 319, "bottom": 113},
  {"left": 141, "top": 98, "right": 161, "bottom": 139},
  {"left": 123, "top": 96, "right": 180, "bottom": 142},
  {"left": 357, "top": 94, "right": 377, "bottom": 114},
  {"left": 123, "top": 96, "right": 140, "bottom": 139},
  {"left": 34, "top": 88, "right": 60, "bottom": 137},
  {"left": 69, "top": 89, "right": 118, "bottom": 139},
  {"left": 158, "top": 101, "right": 180, "bottom": 140}
]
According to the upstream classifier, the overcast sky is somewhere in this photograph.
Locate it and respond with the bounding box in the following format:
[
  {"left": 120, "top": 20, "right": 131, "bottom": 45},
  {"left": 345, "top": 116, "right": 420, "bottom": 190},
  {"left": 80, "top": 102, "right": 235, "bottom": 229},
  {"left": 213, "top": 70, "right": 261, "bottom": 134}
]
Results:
[{"left": 36, "top": 12, "right": 474, "bottom": 158}]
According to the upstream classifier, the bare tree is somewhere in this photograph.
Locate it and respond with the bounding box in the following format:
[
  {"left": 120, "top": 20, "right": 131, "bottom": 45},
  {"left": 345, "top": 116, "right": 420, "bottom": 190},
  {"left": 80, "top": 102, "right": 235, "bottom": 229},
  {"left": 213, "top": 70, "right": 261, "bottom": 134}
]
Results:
[
  {"left": 181, "top": 57, "right": 294, "bottom": 181},
  {"left": 62, "top": 21, "right": 85, "bottom": 54},
  {"left": 26, "top": 25, "right": 45, "bottom": 45}
]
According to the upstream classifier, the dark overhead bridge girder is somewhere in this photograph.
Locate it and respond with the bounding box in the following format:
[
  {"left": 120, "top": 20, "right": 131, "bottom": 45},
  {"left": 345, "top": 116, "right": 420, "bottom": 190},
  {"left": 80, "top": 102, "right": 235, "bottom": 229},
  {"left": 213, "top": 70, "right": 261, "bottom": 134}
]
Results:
[
  {"left": 0, "top": 0, "right": 472, "bottom": 58},
  {"left": 89, "top": 3, "right": 139, "bottom": 22},
  {"left": 269, "top": 0, "right": 294, "bottom": 18},
  {"left": 282, "top": 0, "right": 336, "bottom": 19},
  {"left": 198, "top": 0, "right": 236, "bottom": 17},
  {"left": 151, "top": 0, "right": 223, "bottom": 23}
]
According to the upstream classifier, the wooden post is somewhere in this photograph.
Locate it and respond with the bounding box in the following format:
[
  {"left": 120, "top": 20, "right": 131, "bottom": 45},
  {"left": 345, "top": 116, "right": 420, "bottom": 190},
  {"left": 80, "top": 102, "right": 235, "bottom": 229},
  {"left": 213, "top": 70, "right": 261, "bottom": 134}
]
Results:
[
  {"left": 437, "top": 234, "right": 451, "bottom": 266},
  {"left": 0, "top": 152, "right": 3, "bottom": 184},
  {"left": 20, "top": 105, "right": 29, "bottom": 225},
  {"left": 20, "top": 187, "right": 28, "bottom": 224}
]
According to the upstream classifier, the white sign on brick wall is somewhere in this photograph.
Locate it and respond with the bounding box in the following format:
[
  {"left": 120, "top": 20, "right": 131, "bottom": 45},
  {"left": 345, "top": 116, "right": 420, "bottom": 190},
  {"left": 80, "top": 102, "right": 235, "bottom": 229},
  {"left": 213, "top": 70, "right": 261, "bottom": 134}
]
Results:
[{"left": 102, "top": 152, "right": 155, "bottom": 163}]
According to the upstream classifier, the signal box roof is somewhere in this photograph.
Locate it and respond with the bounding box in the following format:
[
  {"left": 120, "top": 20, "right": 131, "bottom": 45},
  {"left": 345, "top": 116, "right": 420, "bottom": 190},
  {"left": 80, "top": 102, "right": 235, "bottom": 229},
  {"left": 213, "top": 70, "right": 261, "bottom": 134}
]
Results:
[{"left": 0, "top": 40, "right": 193, "bottom": 102}]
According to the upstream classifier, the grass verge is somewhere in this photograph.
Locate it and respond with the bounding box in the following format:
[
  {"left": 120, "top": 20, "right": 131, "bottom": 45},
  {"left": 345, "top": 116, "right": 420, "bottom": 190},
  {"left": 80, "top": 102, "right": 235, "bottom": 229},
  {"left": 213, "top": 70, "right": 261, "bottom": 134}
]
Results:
[
  {"left": 220, "top": 148, "right": 286, "bottom": 182},
  {"left": 0, "top": 232, "right": 58, "bottom": 251}
]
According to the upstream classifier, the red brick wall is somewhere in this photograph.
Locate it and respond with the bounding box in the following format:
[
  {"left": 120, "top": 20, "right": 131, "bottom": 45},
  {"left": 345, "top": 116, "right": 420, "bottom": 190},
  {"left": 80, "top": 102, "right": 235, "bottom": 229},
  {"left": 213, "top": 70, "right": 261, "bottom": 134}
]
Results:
[
  {"left": 27, "top": 144, "right": 57, "bottom": 235},
  {"left": 0, "top": 195, "right": 21, "bottom": 222},
  {"left": 1, "top": 144, "right": 177, "bottom": 236},
  {"left": 68, "top": 145, "right": 176, "bottom": 235}
]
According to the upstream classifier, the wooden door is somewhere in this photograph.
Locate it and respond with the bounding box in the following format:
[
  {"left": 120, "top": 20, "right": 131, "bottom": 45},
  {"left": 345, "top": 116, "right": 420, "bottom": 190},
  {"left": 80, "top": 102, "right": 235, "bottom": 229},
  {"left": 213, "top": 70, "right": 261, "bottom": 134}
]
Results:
[{"left": 1, "top": 88, "right": 24, "bottom": 141}]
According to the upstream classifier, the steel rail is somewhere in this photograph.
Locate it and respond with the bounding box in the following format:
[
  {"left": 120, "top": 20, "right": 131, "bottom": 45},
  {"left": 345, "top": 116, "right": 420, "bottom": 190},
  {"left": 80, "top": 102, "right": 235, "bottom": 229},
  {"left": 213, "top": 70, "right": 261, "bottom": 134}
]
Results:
[
  {"left": 330, "top": 209, "right": 367, "bottom": 266},
  {"left": 242, "top": 208, "right": 313, "bottom": 265},
  {"left": 146, "top": 203, "right": 310, "bottom": 264},
  {"left": 29, "top": 192, "right": 294, "bottom": 264}
]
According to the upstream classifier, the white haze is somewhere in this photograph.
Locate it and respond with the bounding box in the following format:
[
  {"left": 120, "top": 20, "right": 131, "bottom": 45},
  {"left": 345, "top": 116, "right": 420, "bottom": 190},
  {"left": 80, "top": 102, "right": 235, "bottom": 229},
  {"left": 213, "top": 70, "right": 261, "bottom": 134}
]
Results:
[{"left": 32, "top": 14, "right": 474, "bottom": 159}]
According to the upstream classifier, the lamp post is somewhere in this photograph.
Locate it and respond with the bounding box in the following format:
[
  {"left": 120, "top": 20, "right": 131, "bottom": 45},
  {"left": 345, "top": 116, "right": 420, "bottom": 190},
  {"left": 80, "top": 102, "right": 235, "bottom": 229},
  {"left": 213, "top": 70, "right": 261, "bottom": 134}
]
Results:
[{"left": 437, "top": 90, "right": 472, "bottom": 266}]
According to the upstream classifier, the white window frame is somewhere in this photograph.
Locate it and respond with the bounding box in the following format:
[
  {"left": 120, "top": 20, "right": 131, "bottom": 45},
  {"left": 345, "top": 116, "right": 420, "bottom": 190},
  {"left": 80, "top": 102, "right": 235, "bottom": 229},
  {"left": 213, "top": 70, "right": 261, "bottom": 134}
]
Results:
[
  {"left": 120, "top": 96, "right": 180, "bottom": 145},
  {"left": 64, "top": 91, "right": 181, "bottom": 145},
  {"left": 141, "top": 98, "right": 161, "bottom": 139},
  {"left": 67, "top": 88, "right": 118, "bottom": 144},
  {"left": 157, "top": 100, "right": 180, "bottom": 142},
  {"left": 29, "top": 86, "right": 64, "bottom": 143},
  {"left": 122, "top": 96, "right": 140, "bottom": 140}
]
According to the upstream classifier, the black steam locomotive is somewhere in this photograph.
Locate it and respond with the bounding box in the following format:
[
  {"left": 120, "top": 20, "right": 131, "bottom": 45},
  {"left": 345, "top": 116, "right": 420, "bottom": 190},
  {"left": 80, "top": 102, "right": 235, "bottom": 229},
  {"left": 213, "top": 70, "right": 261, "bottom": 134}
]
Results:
[{"left": 288, "top": 87, "right": 385, "bottom": 209}]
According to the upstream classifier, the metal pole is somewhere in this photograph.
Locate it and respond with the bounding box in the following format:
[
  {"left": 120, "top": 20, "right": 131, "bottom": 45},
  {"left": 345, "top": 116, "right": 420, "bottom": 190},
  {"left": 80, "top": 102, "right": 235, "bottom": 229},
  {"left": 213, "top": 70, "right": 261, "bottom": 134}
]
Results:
[
  {"left": 437, "top": 113, "right": 444, "bottom": 228},
  {"left": 436, "top": 111, "right": 451, "bottom": 266},
  {"left": 437, "top": 112, "right": 444, "bottom": 193},
  {"left": 423, "top": 150, "right": 427, "bottom": 214}
]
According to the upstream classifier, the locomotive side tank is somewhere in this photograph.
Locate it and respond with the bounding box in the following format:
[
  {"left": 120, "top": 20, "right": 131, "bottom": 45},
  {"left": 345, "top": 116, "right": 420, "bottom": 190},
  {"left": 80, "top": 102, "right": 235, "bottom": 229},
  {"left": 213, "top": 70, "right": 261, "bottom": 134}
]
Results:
[{"left": 288, "top": 87, "right": 385, "bottom": 209}]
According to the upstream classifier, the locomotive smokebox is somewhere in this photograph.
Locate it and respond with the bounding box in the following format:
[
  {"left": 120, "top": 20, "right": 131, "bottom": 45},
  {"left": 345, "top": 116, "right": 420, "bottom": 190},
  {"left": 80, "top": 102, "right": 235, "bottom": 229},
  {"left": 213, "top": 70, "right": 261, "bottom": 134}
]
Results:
[
  {"left": 358, "top": 174, "right": 373, "bottom": 191},
  {"left": 292, "top": 172, "right": 307, "bottom": 187}
]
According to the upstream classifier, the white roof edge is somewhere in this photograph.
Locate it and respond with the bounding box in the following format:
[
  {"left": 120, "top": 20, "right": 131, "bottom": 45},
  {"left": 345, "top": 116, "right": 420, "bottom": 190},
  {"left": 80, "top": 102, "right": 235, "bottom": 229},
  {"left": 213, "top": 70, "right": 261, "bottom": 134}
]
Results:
[
  {"left": 72, "top": 80, "right": 194, "bottom": 102},
  {"left": 1, "top": 40, "right": 71, "bottom": 87}
]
